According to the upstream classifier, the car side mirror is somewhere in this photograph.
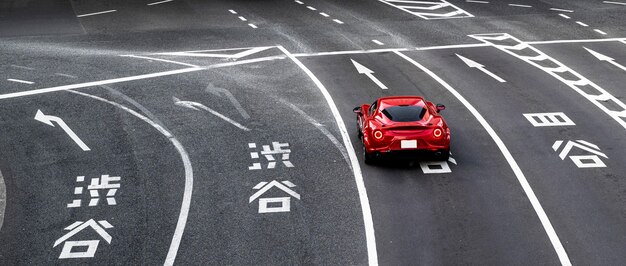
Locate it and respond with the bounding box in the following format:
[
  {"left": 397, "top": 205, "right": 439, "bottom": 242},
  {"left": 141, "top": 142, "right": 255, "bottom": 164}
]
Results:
[
  {"left": 436, "top": 104, "right": 445, "bottom": 113},
  {"left": 353, "top": 107, "right": 361, "bottom": 114}
]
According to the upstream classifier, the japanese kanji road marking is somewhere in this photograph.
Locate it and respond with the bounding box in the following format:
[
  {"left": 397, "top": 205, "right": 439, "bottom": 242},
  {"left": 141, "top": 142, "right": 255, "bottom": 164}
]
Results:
[
  {"left": 394, "top": 50, "right": 572, "bottom": 266},
  {"left": 553, "top": 140, "right": 608, "bottom": 168},
  {"left": 35, "top": 110, "right": 91, "bottom": 151},
  {"left": 523, "top": 112, "right": 575, "bottom": 127},
  {"left": 470, "top": 33, "right": 626, "bottom": 131}
]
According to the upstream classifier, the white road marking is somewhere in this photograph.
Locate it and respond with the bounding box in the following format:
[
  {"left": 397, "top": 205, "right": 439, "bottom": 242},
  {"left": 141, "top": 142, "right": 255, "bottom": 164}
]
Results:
[
  {"left": 333, "top": 19, "right": 344, "bottom": 24},
  {"left": 307, "top": 6, "right": 317, "bottom": 10},
  {"left": 550, "top": 8, "right": 574, "bottom": 12},
  {"left": 147, "top": 0, "right": 173, "bottom": 6},
  {"left": 228, "top": 9, "right": 237, "bottom": 14},
  {"left": 456, "top": 54, "right": 506, "bottom": 82},
  {"left": 295, "top": 0, "right": 304, "bottom": 4},
  {"left": 351, "top": 59, "right": 388, "bottom": 89},
  {"left": 9, "top": 65, "right": 35, "bottom": 70},
  {"left": 7, "top": 78, "right": 34, "bottom": 84},
  {"left": 173, "top": 97, "right": 251, "bottom": 131},
  {"left": 372, "top": 40, "right": 384, "bottom": 45},
  {"left": 621, "top": 39, "right": 626, "bottom": 45},
  {"left": 206, "top": 84, "right": 250, "bottom": 119},
  {"left": 584, "top": 47, "right": 626, "bottom": 72},
  {"left": 603, "top": 1, "right": 626, "bottom": 5},
  {"left": 576, "top": 21, "right": 588, "bottom": 27},
  {"left": 76, "top": 10, "right": 117, "bottom": 18},
  {"left": 35, "top": 110, "right": 91, "bottom": 151},
  {"left": 594, "top": 29, "right": 607, "bottom": 35},
  {"left": 320, "top": 12, "right": 330, "bottom": 17},
  {"left": 379, "top": 0, "right": 474, "bottom": 20},
  {"left": 394, "top": 50, "right": 572, "bottom": 266},
  {"left": 466, "top": 0, "right": 489, "bottom": 3},
  {"left": 527, "top": 37, "right": 626, "bottom": 44},
  {"left": 248, "top": 23, "right": 258, "bottom": 28},
  {"left": 0, "top": 170, "right": 5, "bottom": 231},
  {"left": 65, "top": 89, "right": 193, "bottom": 266},
  {"left": 523, "top": 112, "right": 575, "bottom": 127},
  {"left": 277, "top": 45, "right": 378, "bottom": 266},
  {"left": 238, "top": 16, "right": 247, "bottom": 21},
  {"left": 558, "top": 14, "right": 571, "bottom": 19},
  {"left": 509, "top": 4, "right": 532, "bottom": 8},
  {"left": 471, "top": 33, "right": 626, "bottom": 130},
  {"left": 55, "top": 73, "right": 77, "bottom": 78},
  {"left": 120, "top": 54, "right": 200, "bottom": 68}
]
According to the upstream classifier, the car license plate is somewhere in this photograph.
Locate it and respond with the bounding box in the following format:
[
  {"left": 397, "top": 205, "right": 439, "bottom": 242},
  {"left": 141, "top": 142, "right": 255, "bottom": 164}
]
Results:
[{"left": 401, "top": 140, "right": 417, "bottom": 149}]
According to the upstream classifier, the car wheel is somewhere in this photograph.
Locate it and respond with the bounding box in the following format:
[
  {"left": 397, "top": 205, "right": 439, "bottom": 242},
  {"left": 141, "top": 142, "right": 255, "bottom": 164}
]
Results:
[
  {"left": 436, "top": 149, "right": 450, "bottom": 161},
  {"left": 363, "top": 141, "right": 374, "bottom": 165}
]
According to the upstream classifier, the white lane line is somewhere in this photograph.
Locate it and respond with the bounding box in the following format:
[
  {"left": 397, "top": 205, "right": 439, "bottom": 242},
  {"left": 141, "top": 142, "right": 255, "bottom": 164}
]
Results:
[
  {"left": 238, "top": 16, "right": 247, "bottom": 21},
  {"left": 320, "top": 12, "right": 330, "bottom": 17},
  {"left": 66, "top": 89, "right": 193, "bottom": 266},
  {"left": 7, "top": 78, "right": 34, "bottom": 84},
  {"left": 528, "top": 37, "right": 626, "bottom": 44},
  {"left": 173, "top": 98, "right": 251, "bottom": 131},
  {"left": 394, "top": 50, "right": 572, "bottom": 266},
  {"left": 558, "top": 14, "right": 571, "bottom": 19},
  {"left": 76, "top": 9, "right": 117, "bottom": 18},
  {"left": 307, "top": 6, "right": 317, "bottom": 10},
  {"left": 277, "top": 45, "right": 378, "bottom": 266},
  {"left": 248, "top": 23, "right": 258, "bottom": 29},
  {"left": 621, "top": 39, "right": 626, "bottom": 45},
  {"left": 55, "top": 73, "right": 77, "bottom": 78},
  {"left": 295, "top": 0, "right": 304, "bottom": 4},
  {"left": 120, "top": 55, "right": 200, "bottom": 68},
  {"left": 0, "top": 170, "right": 5, "bottom": 231},
  {"left": 372, "top": 40, "right": 384, "bottom": 45},
  {"left": 603, "top": 1, "right": 626, "bottom": 5},
  {"left": 550, "top": 8, "right": 574, "bottom": 12},
  {"left": 594, "top": 29, "right": 608, "bottom": 35},
  {"left": 466, "top": 0, "right": 489, "bottom": 3},
  {"left": 228, "top": 9, "right": 237, "bottom": 14},
  {"left": 147, "top": 0, "right": 173, "bottom": 6},
  {"left": 333, "top": 19, "right": 344, "bottom": 24},
  {"left": 10, "top": 65, "right": 35, "bottom": 70},
  {"left": 576, "top": 21, "right": 589, "bottom": 27},
  {"left": 509, "top": 4, "right": 532, "bottom": 8}
]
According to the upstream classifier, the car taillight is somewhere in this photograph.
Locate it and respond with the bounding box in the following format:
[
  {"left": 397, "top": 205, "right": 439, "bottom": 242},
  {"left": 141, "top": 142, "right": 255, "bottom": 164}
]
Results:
[
  {"left": 373, "top": 130, "right": 384, "bottom": 140},
  {"left": 433, "top": 128, "right": 443, "bottom": 138}
]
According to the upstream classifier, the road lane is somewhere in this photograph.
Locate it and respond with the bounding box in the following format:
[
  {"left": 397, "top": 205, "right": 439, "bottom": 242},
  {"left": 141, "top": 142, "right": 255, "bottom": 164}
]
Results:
[
  {"left": 299, "top": 52, "right": 560, "bottom": 264},
  {"left": 403, "top": 43, "right": 626, "bottom": 264}
]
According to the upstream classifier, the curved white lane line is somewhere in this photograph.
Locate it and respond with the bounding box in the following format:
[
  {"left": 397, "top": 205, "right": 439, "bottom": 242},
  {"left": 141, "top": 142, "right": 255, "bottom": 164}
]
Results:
[
  {"left": 119, "top": 55, "right": 200, "bottom": 68},
  {"left": 394, "top": 51, "right": 572, "bottom": 266},
  {"left": 277, "top": 45, "right": 379, "bottom": 266},
  {"left": 65, "top": 89, "right": 193, "bottom": 266}
]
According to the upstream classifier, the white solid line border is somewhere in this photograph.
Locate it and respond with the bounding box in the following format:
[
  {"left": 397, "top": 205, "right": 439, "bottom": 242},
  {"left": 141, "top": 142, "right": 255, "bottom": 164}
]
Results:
[
  {"left": 394, "top": 50, "right": 572, "bottom": 266},
  {"left": 7, "top": 79, "right": 34, "bottom": 84},
  {"left": 147, "top": 0, "right": 173, "bottom": 6},
  {"left": 76, "top": 9, "right": 117, "bottom": 18},
  {"left": 277, "top": 45, "right": 379, "bottom": 266}
]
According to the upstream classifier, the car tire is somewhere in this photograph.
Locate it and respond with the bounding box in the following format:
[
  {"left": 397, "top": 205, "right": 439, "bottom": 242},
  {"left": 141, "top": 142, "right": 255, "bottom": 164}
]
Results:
[
  {"left": 437, "top": 149, "right": 450, "bottom": 161},
  {"left": 363, "top": 141, "right": 375, "bottom": 165}
]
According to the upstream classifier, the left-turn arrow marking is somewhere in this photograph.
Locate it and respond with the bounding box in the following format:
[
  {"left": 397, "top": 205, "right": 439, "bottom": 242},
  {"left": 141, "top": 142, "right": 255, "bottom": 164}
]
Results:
[{"left": 35, "top": 109, "right": 91, "bottom": 151}]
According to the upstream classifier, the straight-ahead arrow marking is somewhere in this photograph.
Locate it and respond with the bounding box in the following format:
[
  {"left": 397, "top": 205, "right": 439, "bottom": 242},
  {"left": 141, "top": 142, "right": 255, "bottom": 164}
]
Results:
[
  {"left": 206, "top": 84, "right": 250, "bottom": 119},
  {"left": 584, "top": 47, "right": 626, "bottom": 72},
  {"left": 456, "top": 54, "right": 506, "bottom": 83},
  {"left": 34, "top": 110, "right": 91, "bottom": 151},
  {"left": 173, "top": 97, "right": 251, "bottom": 131},
  {"left": 350, "top": 59, "right": 388, "bottom": 89}
]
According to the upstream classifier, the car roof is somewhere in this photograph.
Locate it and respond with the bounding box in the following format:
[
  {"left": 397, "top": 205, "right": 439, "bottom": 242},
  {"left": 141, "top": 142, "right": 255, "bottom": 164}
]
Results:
[{"left": 378, "top": 96, "right": 425, "bottom": 106}]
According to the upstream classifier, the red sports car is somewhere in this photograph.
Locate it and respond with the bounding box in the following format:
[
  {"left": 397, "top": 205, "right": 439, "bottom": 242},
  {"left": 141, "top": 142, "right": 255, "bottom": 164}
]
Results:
[{"left": 354, "top": 96, "right": 450, "bottom": 164}]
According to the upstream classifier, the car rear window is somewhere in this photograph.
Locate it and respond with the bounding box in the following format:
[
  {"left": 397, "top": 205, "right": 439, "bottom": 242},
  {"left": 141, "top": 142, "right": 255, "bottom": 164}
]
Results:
[{"left": 381, "top": 105, "right": 427, "bottom": 122}]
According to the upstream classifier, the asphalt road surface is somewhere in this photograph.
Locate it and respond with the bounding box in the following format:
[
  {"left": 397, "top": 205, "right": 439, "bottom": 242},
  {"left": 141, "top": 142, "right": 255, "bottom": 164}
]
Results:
[{"left": 0, "top": 0, "right": 625, "bottom": 265}]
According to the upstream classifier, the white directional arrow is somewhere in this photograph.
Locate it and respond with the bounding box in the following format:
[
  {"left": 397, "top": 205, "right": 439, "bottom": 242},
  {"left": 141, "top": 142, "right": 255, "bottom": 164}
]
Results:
[
  {"left": 173, "top": 97, "right": 251, "bottom": 131},
  {"left": 206, "top": 84, "right": 250, "bottom": 119},
  {"left": 584, "top": 47, "right": 626, "bottom": 72},
  {"left": 34, "top": 110, "right": 91, "bottom": 151},
  {"left": 351, "top": 59, "right": 388, "bottom": 89},
  {"left": 456, "top": 54, "right": 507, "bottom": 83}
]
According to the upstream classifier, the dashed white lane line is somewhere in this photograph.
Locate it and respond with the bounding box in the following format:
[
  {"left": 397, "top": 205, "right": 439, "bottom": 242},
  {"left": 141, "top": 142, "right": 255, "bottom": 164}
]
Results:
[
  {"left": 147, "top": 0, "right": 173, "bottom": 6},
  {"left": 333, "top": 19, "right": 344, "bottom": 24},
  {"left": 277, "top": 45, "right": 378, "bottom": 266},
  {"left": 7, "top": 78, "right": 34, "bottom": 84},
  {"left": 238, "top": 16, "right": 247, "bottom": 21},
  {"left": 509, "top": 4, "right": 532, "bottom": 8},
  {"left": 248, "top": 23, "right": 258, "bottom": 29},
  {"left": 466, "top": 0, "right": 489, "bottom": 3},
  {"left": 307, "top": 6, "right": 317, "bottom": 10},
  {"left": 9, "top": 65, "right": 34, "bottom": 70},
  {"left": 295, "top": 0, "right": 304, "bottom": 4},
  {"left": 394, "top": 50, "right": 572, "bottom": 266},
  {"left": 76, "top": 9, "right": 117, "bottom": 18},
  {"left": 595, "top": 29, "right": 608, "bottom": 35},
  {"left": 550, "top": 8, "right": 574, "bottom": 12},
  {"left": 228, "top": 9, "right": 237, "bottom": 14},
  {"left": 603, "top": 1, "right": 626, "bottom": 5},
  {"left": 372, "top": 40, "right": 384, "bottom": 45},
  {"left": 320, "top": 12, "right": 329, "bottom": 17},
  {"left": 576, "top": 21, "right": 589, "bottom": 27},
  {"left": 559, "top": 14, "right": 571, "bottom": 19}
]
